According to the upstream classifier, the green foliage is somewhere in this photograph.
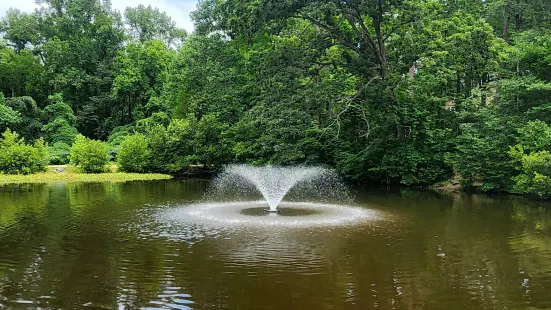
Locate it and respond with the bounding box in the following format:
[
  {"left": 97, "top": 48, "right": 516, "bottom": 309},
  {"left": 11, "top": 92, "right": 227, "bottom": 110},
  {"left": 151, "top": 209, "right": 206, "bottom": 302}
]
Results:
[
  {"left": 0, "top": 93, "right": 21, "bottom": 132},
  {"left": 124, "top": 4, "right": 186, "bottom": 45},
  {"left": 509, "top": 121, "right": 551, "bottom": 197},
  {"left": 117, "top": 133, "right": 150, "bottom": 173},
  {"left": 69, "top": 135, "right": 110, "bottom": 173},
  {"left": 510, "top": 148, "right": 551, "bottom": 198},
  {"left": 163, "top": 118, "right": 196, "bottom": 172},
  {"left": 1, "top": 0, "right": 551, "bottom": 195},
  {"left": 41, "top": 94, "right": 78, "bottom": 145},
  {"left": 0, "top": 129, "right": 48, "bottom": 174},
  {"left": 0, "top": 46, "right": 43, "bottom": 98},
  {"left": 111, "top": 40, "right": 174, "bottom": 126},
  {"left": 42, "top": 118, "right": 78, "bottom": 145},
  {"left": 42, "top": 94, "right": 77, "bottom": 126},
  {"left": 449, "top": 112, "right": 517, "bottom": 191},
  {"left": 107, "top": 125, "right": 135, "bottom": 159},
  {"left": 48, "top": 142, "right": 71, "bottom": 165},
  {"left": 5, "top": 96, "right": 42, "bottom": 141}
]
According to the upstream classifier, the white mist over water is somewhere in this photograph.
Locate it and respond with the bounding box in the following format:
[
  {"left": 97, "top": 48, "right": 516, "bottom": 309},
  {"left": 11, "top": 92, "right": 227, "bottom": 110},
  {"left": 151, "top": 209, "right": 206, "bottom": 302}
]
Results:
[
  {"left": 209, "top": 165, "right": 349, "bottom": 211},
  {"left": 149, "top": 165, "right": 382, "bottom": 230},
  {"left": 226, "top": 165, "right": 324, "bottom": 211}
]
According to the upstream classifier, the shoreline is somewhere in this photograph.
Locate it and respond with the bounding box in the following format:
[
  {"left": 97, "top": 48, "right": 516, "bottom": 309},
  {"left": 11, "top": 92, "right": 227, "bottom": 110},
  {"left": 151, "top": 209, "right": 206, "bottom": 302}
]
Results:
[{"left": 0, "top": 171, "right": 172, "bottom": 185}]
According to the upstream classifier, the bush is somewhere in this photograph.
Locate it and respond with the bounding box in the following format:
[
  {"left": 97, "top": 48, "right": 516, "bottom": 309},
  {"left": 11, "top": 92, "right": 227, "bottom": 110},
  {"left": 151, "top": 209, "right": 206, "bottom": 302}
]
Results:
[
  {"left": 510, "top": 147, "right": 551, "bottom": 198},
  {"left": 48, "top": 142, "right": 71, "bottom": 165},
  {"left": 117, "top": 133, "right": 150, "bottom": 172},
  {"left": 69, "top": 135, "right": 110, "bottom": 173},
  {"left": 0, "top": 129, "right": 49, "bottom": 174},
  {"left": 107, "top": 125, "right": 135, "bottom": 160},
  {"left": 508, "top": 121, "right": 551, "bottom": 197}
]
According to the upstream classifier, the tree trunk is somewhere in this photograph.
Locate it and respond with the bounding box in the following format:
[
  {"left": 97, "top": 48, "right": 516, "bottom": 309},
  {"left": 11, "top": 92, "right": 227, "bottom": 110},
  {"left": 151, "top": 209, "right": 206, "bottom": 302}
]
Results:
[
  {"left": 515, "top": 0, "right": 522, "bottom": 31},
  {"left": 515, "top": 13, "right": 522, "bottom": 31},
  {"left": 408, "top": 63, "right": 415, "bottom": 97},
  {"left": 503, "top": 15, "right": 510, "bottom": 43},
  {"left": 128, "top": 95, "right": 132, "bottom": 123},
  {"left": 374, "top": 0, "right": 388, "bottom": 80}
]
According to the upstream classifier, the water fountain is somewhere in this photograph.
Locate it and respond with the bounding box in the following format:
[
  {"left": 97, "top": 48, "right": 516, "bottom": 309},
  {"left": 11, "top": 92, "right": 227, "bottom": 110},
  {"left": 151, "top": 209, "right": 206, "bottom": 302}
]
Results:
[
  {"left": 155, "top": 165, "right": 382, "bottom": 229},
  {"left": 212, "top": 165, "right": 330, "bottom": 213}
]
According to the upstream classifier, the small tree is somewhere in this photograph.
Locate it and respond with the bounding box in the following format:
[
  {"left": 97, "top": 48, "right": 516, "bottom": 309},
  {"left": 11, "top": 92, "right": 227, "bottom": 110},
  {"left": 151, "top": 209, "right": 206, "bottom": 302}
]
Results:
[
  {"left": 70, "top": 135, "right": 110, "bottom": 173},
  {"left": 0, "top": 128, "right": 49, "bottom": 174},
  {"left": 41, "top": 93, "right": 78, "bottom": 146},
  {"left": 117, "top": 133, "right": 150, "bottom": 172}
]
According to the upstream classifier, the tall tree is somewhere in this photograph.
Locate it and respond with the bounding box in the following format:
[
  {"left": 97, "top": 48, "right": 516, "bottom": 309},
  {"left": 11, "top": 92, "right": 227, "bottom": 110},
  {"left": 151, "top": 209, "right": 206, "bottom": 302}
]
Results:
[{"left": 124, "top": 4, "right": 187, "bottom": 47}]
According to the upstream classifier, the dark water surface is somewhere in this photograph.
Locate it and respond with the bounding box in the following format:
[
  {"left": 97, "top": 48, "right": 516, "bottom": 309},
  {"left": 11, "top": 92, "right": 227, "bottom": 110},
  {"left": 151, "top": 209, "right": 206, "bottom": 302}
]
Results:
[{"left": 1, "top": 180, "right": 551, "bottom": 309}]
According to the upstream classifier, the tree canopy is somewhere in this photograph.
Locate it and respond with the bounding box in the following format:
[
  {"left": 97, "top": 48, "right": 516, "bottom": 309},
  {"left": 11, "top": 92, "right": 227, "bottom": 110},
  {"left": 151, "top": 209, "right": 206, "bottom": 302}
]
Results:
[{"left": 2, "top": 0, "right": 551, "bottom": 196}]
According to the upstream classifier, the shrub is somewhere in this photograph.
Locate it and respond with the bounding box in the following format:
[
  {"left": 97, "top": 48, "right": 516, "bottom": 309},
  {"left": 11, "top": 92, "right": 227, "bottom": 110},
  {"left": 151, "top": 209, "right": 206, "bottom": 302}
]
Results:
[
  {"left": 510, "top": 147, "right": 551, "bottom": 198},
  {"left": 69, "top": 135, "right": 110, "bottom": 173},
  {"left": 0, "top": 129, "right": 49, "bottom": 174},
  {"left": 107, "top": 125, "right": 135, "bottom": 160},
  {"left": 117, "top": 133, "right": 150, "bottom": 172},
  {"left": 507, "top": 121, "right": 551, "bottom": 197},
  {"left": 48, "top": 142, "right": 71, "bottom": 165}
]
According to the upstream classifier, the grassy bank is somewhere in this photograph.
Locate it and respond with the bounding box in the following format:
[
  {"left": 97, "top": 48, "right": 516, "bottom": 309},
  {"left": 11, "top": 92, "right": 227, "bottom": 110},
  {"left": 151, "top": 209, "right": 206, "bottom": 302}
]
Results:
[{"left": 0, "top": 165, "right": 172, "bottom": 185}]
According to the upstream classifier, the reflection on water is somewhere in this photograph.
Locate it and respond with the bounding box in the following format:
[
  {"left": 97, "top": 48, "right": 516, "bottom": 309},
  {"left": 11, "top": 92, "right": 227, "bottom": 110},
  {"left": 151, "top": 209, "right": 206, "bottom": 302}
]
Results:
[{"left": 1, "top": 181, "right": 551, "bottom": 309}]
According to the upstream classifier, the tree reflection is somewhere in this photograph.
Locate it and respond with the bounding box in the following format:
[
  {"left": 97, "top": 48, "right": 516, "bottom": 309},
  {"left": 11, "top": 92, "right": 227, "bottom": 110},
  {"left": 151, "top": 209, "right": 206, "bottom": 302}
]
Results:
[{"left": 1, "top": 183, "right": 551, "bottom": 309}]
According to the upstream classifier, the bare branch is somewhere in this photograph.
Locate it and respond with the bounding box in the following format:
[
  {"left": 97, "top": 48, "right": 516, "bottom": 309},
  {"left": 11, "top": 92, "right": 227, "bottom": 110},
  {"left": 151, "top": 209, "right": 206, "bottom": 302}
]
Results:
[{"left": 328, "top": 76, "right": 381, "bottom": 139}]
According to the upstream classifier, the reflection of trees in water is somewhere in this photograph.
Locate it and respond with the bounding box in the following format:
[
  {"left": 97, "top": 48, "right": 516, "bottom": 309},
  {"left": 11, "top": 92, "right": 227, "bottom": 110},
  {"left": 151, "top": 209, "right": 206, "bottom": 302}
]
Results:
[
  {"left": 384, "top": 192, "right": 551, "bottom": 309},
  {"left": 508, "top": 201, "right": 551, "bottom": 308},
  {"left": 350, "top": 190, "right": 551, "bottom": 309},
  {"left": 0, "top": 181, "right": 207, "bottom": 308},
  {"left": 2, "top": 184, "right": 551, "bottom": 308}
]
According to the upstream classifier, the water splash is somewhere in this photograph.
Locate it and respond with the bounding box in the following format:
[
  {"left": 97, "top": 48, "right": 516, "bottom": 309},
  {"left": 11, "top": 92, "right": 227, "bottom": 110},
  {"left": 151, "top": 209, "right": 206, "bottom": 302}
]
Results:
[
  {"left": 158, "top": 201, "right": 382, "bottom": 229},
  {"left": 209, "top": 165, "right": 346, "bottom": 211}
]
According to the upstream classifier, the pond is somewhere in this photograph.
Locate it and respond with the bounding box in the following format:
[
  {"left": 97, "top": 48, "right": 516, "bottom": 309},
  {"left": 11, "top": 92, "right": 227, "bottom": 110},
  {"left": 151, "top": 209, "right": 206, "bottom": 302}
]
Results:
[{"left": 1, "top": 180, "right": 551, "bottom": 309}]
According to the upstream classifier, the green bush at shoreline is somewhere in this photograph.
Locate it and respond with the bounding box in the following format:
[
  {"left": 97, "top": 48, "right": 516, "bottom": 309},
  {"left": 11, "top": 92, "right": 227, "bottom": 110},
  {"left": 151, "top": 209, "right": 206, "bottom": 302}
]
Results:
[
  {"left": 0, "top": 129, "right": 49, "bottom": 174},
  {"left": 70, "top": 135, "right": 110, "bottom": 173}
]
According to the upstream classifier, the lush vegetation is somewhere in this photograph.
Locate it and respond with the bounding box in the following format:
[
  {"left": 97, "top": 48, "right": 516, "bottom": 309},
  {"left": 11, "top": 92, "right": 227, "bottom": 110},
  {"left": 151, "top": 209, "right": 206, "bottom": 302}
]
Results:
[
  {"left": 2, "top": 0, "right": 551, "bottom": 196},
  {"left": 69, "top": 135, "right": 110, "bottom": 173},
  {"left": 0, "top": 129, "right": 48, "bottom": 174}
]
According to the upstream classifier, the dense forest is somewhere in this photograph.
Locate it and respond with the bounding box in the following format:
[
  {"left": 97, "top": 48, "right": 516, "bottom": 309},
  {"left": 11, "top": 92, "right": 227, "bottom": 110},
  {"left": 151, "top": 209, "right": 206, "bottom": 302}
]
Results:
[{"left": 1, "top": 0, "right": 551, "bottom": 196}]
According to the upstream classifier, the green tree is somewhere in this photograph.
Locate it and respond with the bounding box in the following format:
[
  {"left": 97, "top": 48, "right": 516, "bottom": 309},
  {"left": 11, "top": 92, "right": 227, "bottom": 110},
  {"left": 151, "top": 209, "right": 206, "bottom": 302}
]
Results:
[
  {"left": 111, "top": 40, "right": 173, "bottom": 126},
  {"left": 0, "top": 9, "right": 40, "bottom": 52},
  {"left": 48, "top": 142, "right": 72, "bottom": 165},
  {"left": 509, "top": 121, "right": 551, "bottom": 197},
  {"left": 5, "top": 96, "right": 42, "bottom": 141},
  {"left": 36, "top": 0, "right": 126, "bottom": 138},
  {"left": 0, "top": 47, "right": 42, "bottom": 97},
  {"left": 124, "top": 4, "right": 186, "bottom": 46},
  {"left": 41, "top": 93, "right": 78, "bottom": 145}
]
